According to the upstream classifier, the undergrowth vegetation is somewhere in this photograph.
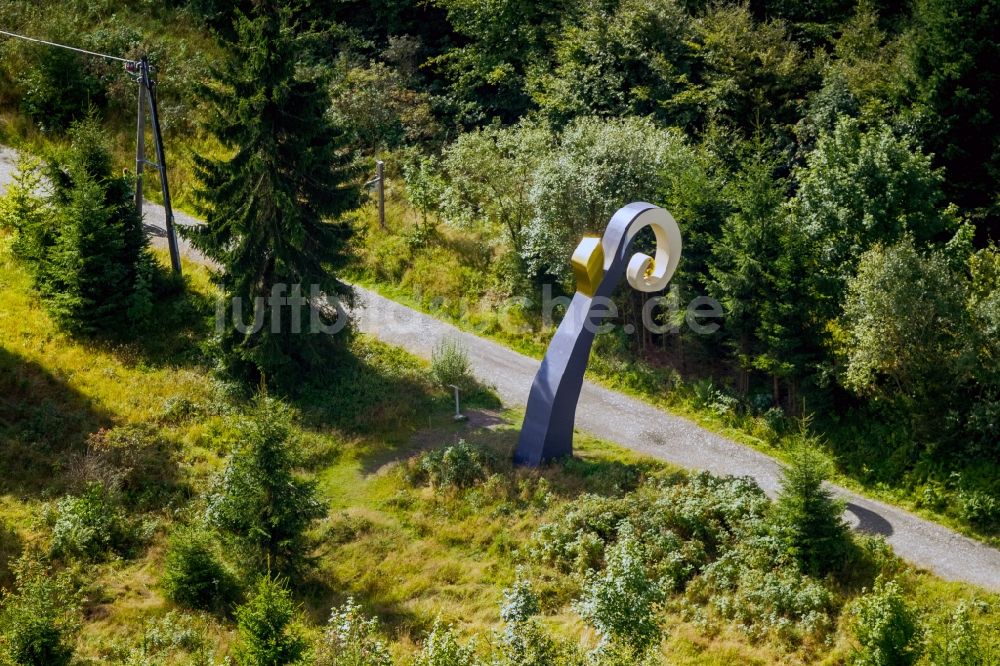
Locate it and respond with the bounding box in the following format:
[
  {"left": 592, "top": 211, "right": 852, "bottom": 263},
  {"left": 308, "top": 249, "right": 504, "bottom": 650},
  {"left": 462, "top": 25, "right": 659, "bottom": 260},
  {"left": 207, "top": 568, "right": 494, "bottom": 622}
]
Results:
[
  {"left": 0, "top": 238, "right": 996, "bottom": 664},
  {"left": 0, "top": 0, "right": 997, "bottom": 544},
  {"left": 1, "top": 0, "right": 999, "bottom": 662}
]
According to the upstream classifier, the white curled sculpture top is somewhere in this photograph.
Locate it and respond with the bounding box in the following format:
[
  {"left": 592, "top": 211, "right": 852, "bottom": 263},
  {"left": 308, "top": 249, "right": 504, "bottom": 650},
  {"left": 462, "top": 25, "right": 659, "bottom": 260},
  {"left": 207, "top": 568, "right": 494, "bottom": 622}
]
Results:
[{"left": 622, "top": 206, "right": 683, "bottom": 293}]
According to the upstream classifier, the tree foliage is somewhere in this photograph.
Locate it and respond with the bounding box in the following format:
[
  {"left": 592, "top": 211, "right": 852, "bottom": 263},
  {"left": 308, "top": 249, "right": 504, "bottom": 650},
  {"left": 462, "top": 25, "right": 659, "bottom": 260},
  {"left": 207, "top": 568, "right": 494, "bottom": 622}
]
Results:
[
  {"left": 771, "top": 444, "right": 850, "bottom": 577},
  {"left": 205, "top": 399, "right": 324, "bottom": 575},
  {"left": 0, "top": 556, "right": 79, "bottom": 666},
  {"left": 709, "top": 142, "right": 816, "bottom": 399},
  {"left": 849, "top": 578, "right": 921, "bottom": 666},
  {"left": 314, "top": 598, "right": 393, "bottom": 666},
  {"left": 790, "top": 118, "right": 953, "bottom": 312},
  {"left": 839, "top": 237, "right": 968, "bottom": 405},
  {"left": 11, "top": 120, "right": 155, "bottom": 336},
  {"left": 908, "top": 0, "right": 1000, "bottom": 229},
  {"left": 575, "top": 523, "right": 664, "bottom": 653},
  {"left": 524, "top": 116, "right": 688, "bottom": 283},
  {"left": 235, "top": 575, "right": 308, "bottom": 666},
  {"left": 189, "top": 2, "right": 361, "bottom": 386},
  {"left": 161, "top": 526, "right": 239, "bottom": 613}
]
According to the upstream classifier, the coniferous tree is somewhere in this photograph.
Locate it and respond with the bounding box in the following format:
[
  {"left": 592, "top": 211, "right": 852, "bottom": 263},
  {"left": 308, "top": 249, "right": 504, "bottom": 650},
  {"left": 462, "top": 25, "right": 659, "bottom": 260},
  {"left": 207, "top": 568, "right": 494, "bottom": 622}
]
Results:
[
  {"left": 33, "top": 120, "right": 154, "bottom": 336},
  {"left": 709, "top": 143, "right": 819, "bottom": 407},
  {"left": 0, "top": 555, "right": 80, "bottom": 666},
  {"left": 771, "top": 444, "right": 851, "bottom": 578},
  {"left": 190, "top": 3, "right": 361, "bottom": 386},
  {"left": 235, "top": 575, "right": 308, "bottom": 666},
  {"left": 205, "top": 398, "right": 324, "bottom": 576},
  {"left": 908, "top": 0, "right": 1000, "bottom": 234}
]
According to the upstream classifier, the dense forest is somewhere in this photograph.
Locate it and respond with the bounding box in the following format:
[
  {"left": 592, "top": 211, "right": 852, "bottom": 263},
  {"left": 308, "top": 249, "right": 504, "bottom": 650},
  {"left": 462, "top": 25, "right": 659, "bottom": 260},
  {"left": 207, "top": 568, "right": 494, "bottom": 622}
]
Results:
[{"left": 0, "top": 0, "right": 999, "bottom": 663}]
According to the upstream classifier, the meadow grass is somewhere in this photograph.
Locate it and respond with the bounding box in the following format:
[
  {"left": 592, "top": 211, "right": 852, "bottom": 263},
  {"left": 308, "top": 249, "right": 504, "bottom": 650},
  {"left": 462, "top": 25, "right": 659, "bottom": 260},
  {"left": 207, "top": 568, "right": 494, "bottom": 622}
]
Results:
[
  {"left": 1, "top": 233, "right": 997, "bottom": 664},
  {"left": 345, "top": 198, "right": 1000, "bottom": 550}
]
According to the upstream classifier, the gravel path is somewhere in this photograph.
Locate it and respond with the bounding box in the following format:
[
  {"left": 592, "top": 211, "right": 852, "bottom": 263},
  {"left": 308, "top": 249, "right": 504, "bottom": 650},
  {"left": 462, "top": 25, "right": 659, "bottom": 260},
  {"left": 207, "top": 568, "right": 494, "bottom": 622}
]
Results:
[{"left": 3, "top": 145, "right": 999, "bottom": 591}]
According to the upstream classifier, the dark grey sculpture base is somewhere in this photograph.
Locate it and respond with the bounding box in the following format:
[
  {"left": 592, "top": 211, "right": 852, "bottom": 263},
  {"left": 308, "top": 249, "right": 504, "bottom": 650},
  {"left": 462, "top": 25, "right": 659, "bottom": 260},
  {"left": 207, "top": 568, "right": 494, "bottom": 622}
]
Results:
[{"left": 514, "top": 202, "right": 659, "bottom": 466}]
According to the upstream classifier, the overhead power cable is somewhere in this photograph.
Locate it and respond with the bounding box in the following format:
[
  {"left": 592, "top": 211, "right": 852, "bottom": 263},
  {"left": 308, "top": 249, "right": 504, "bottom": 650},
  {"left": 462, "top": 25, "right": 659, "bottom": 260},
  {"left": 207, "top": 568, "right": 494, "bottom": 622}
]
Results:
[
  {"left": 0, "top": 28, "right": 133, "bottom": 64},
  {"left": 0, "top": 28, "right": 181, "bottom": 274}
]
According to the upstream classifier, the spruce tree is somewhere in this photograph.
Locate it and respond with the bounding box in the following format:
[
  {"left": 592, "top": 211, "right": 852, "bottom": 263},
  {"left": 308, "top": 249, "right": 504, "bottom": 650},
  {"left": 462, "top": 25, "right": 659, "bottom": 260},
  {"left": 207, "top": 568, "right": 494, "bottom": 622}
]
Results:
[
  {"left": 35, "top": 120, "right": 154, "bottom": 336},
  {"left": 235, "top": 575, "right": 308, "bottom": 666},
  {"left": 771, "top": 444, "right": 851, "bottom": 578},
  {"left": 190, "top": 3, "right": 361, "bottom": 386},
  {"left": 709, "top": 142, "right": 819, "bottom": 407},
  {"left": 205, "top": 398, "right": 324, "bottom": 576}
]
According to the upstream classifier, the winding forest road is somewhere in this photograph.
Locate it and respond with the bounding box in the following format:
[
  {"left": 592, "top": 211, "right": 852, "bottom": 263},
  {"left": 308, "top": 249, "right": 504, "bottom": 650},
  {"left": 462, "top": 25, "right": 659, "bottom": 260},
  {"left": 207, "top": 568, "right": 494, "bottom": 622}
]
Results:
[{"left": 3, "top": 145, "right": 999, "bottom": 591}]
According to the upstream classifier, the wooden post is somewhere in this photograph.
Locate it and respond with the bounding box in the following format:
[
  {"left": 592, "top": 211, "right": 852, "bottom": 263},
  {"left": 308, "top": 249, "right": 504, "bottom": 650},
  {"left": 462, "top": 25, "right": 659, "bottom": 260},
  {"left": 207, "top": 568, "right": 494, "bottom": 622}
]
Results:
[{"left": 376, "top": 159, "right": 386, "bottom": 230}]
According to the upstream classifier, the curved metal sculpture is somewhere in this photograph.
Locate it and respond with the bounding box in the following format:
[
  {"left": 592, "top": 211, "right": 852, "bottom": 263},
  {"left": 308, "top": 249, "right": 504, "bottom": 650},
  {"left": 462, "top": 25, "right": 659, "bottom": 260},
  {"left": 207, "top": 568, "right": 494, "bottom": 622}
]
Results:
[{"left": 514, "top": 202, "right": 682, "bottom": 466}]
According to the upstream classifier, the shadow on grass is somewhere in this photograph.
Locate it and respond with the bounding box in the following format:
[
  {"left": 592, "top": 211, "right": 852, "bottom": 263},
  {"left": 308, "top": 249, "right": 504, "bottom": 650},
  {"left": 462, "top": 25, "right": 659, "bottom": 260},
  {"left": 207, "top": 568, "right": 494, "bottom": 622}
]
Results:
[
  {"left": 296, "top": 559, "right": 426, "bottom": 635},
  {"left": 0, "top": 346, "right": 112, "bottom": 495},
  {"left": 388, "top": 423, "right": 654, "bottom": 500},
  {"left": 287, "top": 335, "right": 502, "bottom": 444},
  {"left": 86, "top": 271, "right": 215, "bottom": 370},
  {"left": 0, "top": 519, "right": 22, "bottom": 590},
  {"left": 359, "top": 408, "right": 509, "bottom": 476}
]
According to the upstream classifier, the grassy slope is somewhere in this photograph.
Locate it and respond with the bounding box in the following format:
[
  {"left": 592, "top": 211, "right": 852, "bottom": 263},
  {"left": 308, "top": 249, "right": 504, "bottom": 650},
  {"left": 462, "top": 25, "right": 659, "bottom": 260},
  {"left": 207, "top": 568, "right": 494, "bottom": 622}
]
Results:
[
  {"left": 345, "top": 198, "right": 1000, "bottom": 550},
  {"left": 0, "top": 236, "right": 769, "bottom": 663},
  {"left": 0, "top": 0, "right": 991, "bottom": 550},
  {"left": 0, "top": 232, "right": 997, "bottom": 664}
]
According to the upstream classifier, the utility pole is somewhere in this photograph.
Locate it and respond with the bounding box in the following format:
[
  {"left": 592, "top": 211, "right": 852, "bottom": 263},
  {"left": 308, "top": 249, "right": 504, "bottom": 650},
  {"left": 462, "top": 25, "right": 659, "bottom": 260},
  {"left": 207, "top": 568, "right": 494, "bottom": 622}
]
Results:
[
  {"left": 134, "top": 72, "right": 145, "bottom": 211},
  {"left": 0, "top": 32, "right": 181, "bottom": 273},
  {"left": 128, "top": 56, "right": 182, "bottom": 275}
]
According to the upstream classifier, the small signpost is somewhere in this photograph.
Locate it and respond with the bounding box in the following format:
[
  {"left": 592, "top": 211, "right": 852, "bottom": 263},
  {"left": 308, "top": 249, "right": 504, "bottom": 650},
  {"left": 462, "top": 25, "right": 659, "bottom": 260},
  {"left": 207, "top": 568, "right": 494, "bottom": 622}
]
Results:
[{"left": 449, "top": 384, "right": 467, "bottom": 422}]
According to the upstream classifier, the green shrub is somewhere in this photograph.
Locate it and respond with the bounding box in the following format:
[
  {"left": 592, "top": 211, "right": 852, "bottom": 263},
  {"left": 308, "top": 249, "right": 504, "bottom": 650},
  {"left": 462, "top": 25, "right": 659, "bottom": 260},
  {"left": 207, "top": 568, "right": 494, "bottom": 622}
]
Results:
[
  {"left": 500, "top": 577, "right": 541, "bottom": 626},
  {"left": 103, "top": 611, "right": 214, "bottom": 666},
  {"left": 17, "top": 46, "right": 103, "bottom": 132},
  {"left": 50, "top": 483, "right": 136, "bottom": 561},
  {"left": 494, "top": 577, "right": 581, "bottom": 666},
  {"left": 430, "top": 338, "right": 475, "bottom": 392},
  {"left": 850, "top": 578, "right": 922, "bottom": 666},
  {"left": 957, "top": 488, "right": 1000, "bottom": 531},
  {"left": 161, "top": 526, "right": 239, "bottom": 613},
  {"left": 414, "top": 620, "right": 480, "bottom": 666},
  {"left": 574, "top": 524, "right": 664, "bottom": 653},
  {"left": 235, "top": 575, "right": 308, "bottom": 666},
  {"left": 0, "top": 555, "right": 79, "bottom": 666},
  {"left": 0, "top": 520, "right": 20, "bottom": 590},
  {"left": 532, "top": 473, "right": 769, "bottom": 580},
  {"left": 1, "top": 157, "right": 54, "bottom": 268},
  {"left": 495, "top": 621, "right": 582, "bottom": 666},
  {"left": 314, "top": 597, "right": 393, "bottom": 666},
  {"left": 690, "top": 537, "right": 834, "bottom": 642},
  {"left": 0, "top": 155, "right": 46, "bottom": 236},
  {"left": 924, "top": 601, "right": 996, "bottom": 666},
  {"left": 535, "top": 472, "right": 836, "bottom": 643},
  {"left": 82, "top": 425, "right": 183, "bottom": 511},
  {"left": 205, "top": 398, "right": 325, "bottom": 575},
  {"left": 414, "top": 440, "right": 500, "bottom": 490},
  {"left": 532, "top": 494, "right": 630, "bottom": 573}
]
